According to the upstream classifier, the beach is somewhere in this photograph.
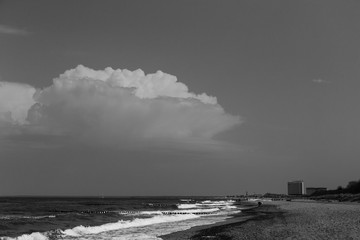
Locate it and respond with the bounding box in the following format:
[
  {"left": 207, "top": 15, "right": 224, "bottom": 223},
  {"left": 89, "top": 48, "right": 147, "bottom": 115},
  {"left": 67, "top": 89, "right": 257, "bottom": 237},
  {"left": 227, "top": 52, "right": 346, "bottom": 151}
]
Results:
[{"left": 161, "top": 200, "right": 360, "bottom": 239}]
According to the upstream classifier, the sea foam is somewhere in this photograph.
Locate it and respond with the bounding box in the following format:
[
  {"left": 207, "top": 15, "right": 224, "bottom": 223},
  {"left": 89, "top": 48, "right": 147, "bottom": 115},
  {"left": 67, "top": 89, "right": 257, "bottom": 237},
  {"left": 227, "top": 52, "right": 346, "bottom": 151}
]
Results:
[
  {"left": 61, "top": 214, "right": 199, "bottom": 237},
  {"left": 177, "top": 199, "right": 235, "bottom": 209},
  {"left": 1, "top": 232, "right": 48, "bottom": 240},
  {"left": 119, "top": 208, "right": 220, "bottom": 215},
  {"left": 1, "top": 199, "right": 239, "bottom": 240}
]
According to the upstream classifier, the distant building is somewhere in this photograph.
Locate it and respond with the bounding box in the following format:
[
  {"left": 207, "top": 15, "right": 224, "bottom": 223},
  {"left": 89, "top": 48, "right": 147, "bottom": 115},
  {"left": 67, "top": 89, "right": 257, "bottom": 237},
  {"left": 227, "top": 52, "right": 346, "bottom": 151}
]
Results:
[
  {"left": 306, "top": 187, "right": 327, "bottom": 196},
  {"left": 288, "top": 180, "right": 305, "bottom": 195}
]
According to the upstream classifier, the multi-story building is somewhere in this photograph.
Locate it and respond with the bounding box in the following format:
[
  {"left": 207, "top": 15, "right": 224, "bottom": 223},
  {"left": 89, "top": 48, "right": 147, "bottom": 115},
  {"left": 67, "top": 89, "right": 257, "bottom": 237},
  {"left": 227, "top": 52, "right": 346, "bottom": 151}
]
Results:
[{"left": 288, "top": 180, "right": 305, "bottom": 195}]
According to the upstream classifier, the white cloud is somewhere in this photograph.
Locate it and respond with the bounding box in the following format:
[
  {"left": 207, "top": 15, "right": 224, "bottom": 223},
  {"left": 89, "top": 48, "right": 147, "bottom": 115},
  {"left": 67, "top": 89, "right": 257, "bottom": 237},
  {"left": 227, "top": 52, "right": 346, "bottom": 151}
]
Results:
[
  {"left": 57, "top": 65, "right": 217, "bottom": 104},
  {"left": 29, "top": 65, "right": 240, "bottom": 143},
  {"left": 0, "top": 82, "right": 35, "bottom": 124},
  {"left": 0, "top": 24, "right": 29, "bottom": 35},
  {"left": 1, "top": 66, "right": 241, "bottom": 148}
]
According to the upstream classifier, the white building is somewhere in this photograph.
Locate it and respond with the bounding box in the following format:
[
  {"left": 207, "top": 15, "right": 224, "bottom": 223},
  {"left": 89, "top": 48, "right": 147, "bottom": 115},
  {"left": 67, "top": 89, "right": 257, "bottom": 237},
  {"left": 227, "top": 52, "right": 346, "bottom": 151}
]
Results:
[{"left": 288, "top": 180, "right": 305, "bottom": 195}]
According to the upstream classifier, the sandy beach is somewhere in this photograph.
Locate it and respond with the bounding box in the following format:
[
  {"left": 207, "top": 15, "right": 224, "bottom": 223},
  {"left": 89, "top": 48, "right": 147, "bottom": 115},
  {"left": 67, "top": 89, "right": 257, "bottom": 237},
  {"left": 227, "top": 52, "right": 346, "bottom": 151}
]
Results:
[{"left": 161, "top": 200, "right": 360, "bottom": 240}]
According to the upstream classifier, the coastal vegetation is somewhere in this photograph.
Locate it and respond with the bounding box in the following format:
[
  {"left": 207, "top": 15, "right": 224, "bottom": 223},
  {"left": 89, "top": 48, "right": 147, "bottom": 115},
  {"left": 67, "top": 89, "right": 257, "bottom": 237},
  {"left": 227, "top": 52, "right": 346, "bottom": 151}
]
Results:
[{"left": 310, "top": 179, "right": 360, "bottom": 202}]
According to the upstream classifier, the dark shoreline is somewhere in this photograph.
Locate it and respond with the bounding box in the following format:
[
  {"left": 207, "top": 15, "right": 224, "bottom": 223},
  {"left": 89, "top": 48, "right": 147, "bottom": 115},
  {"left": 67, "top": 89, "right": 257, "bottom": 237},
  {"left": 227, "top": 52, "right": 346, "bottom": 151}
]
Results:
[{"left": 160, "top": 203, "right": 284, "bottom": 240}]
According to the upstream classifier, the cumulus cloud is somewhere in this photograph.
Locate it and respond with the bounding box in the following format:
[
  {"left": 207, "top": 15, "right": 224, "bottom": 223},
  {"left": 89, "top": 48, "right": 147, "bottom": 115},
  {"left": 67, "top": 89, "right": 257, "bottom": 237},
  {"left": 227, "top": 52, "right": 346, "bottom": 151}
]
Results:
[
  {"left": 56, "top": 65, "right": 217, "bottom": 104},
  {"left": 0, "top": 24, "right": 29, "bottom": 35},
  {"left": 2, "top": 65, "right": 241, "bottom": 148},
  {"left": 0, "top": 82, "right": 35, "bottom": 124},
  {"left": 0, "top": 82, "right": 36, "bottom": 143}
]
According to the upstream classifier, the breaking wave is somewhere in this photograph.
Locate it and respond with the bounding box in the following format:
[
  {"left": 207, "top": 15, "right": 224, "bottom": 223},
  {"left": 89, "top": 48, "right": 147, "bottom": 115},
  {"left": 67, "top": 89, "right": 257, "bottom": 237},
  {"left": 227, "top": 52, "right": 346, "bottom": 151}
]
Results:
[
  {"left": 1, "top": 232, "right": 48, "bottom": 240},
  {"left": 62, "top": 214, "right": 199, "bottom": 237},
  {"left": 118, "top": 208, "right": 220, "bottom": 215},
  {"left": 1, "top": 199, "right": 239, "bottom": 240},
  {"left": 1, "top": 214, "right": 199, "bottom": 240},
  {"left": 177, "top": 200, "right": 235, "bottom": 209}
]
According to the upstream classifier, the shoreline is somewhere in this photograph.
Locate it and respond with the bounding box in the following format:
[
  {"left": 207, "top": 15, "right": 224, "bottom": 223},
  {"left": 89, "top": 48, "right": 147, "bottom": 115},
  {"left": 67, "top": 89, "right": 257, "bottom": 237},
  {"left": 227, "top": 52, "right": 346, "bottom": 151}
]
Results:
[
  {"left": 160, "top": 200, "right": 360, "bottom": 239},
  {"left": 160, "top": 203, "right": 282, "bottom": 240}
]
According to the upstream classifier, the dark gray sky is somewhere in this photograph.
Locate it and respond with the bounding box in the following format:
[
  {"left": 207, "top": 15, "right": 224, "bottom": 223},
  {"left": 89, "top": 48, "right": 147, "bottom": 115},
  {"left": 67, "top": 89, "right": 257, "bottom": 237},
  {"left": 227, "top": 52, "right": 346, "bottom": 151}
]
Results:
[{"left": 0, "top": 0, "right": 360, "bottom": 196}]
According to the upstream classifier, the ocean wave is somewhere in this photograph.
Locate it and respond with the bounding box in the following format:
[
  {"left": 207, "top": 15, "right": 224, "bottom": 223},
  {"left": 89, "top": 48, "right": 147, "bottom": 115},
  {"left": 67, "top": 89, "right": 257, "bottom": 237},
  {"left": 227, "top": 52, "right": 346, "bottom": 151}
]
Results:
[
  {"left": 177, "top": 203, "right": 199, "bottom": 209},
  {"left": 1, "top": 214, "right": 199, "bottom": 240},
  {"left": 119, "top": 208, "right": 220, "bottom": 216},
  {"left": 222, "top": 205, "right": 237, "bottom": 209},
  {"left": 61, "top": 214, "right": 199, "bottom": 237},
  {"left": 1, "top": 200, "right": 238, "bottom": 240},
  {"left": 0, "top": 215, "right": 56, "bottom": 220},
  {"left": 201, "top": 200, "right": 235, "bottom": 205},
  {"left": 1, "top": 204, "right": 238, "bottom": 240},
  {"left": 1, "top": 232, "right": 48, "bottom": 240},
  {"left": 177, "top": 200, "right": 235, "bottom": 209}
]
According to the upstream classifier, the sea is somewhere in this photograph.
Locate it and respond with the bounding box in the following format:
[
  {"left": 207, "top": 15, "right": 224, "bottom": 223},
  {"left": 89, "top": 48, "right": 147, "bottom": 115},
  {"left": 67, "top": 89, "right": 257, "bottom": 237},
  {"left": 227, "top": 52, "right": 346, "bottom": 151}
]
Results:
[{"left": 0, "top": 197, "right": 242, "bottom": 240}]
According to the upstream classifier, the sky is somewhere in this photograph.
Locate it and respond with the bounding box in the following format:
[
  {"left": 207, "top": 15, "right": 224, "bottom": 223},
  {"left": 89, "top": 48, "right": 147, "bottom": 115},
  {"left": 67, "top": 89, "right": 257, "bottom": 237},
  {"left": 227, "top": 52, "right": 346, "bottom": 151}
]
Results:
[{"left": 0, "top": 0, "right": 360, "bottom": 196}]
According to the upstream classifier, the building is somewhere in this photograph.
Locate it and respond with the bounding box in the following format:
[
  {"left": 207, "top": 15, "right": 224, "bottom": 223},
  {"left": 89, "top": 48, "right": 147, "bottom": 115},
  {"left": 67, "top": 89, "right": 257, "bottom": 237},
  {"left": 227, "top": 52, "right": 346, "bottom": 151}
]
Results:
[
  {"left": 306, "top": 187, "right": 327, "bottom": 196},
  {"left": 288, "top": 180, "right": 305, "bottom": 195}
]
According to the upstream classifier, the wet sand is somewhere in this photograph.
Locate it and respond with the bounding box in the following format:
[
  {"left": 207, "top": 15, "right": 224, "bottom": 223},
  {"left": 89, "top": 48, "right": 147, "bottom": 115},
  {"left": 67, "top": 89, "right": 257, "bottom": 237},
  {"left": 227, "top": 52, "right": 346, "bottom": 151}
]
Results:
[{"left": 160, "top": 200, "right": 360, "bottom": 239}]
